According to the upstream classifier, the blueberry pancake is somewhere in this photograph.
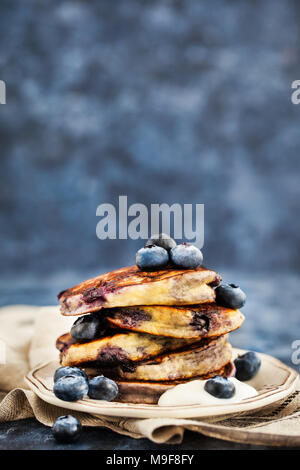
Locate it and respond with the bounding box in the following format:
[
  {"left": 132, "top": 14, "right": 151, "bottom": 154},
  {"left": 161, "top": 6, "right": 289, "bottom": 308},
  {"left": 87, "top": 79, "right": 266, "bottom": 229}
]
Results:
[
  {"left": 58, "top": 265, "right": 221, "bottom": 316},
  {"left": 86, "top": 335, "right": 232, "bottom": 382},
  {"left": 84, "top": 361, "right": 236, "bottom": 404},
  {"left": 106, "top": 303, "right": 244, "bottom": 339},
  {"left": 56, "top": 331, "right": 200, "bottom": 367}
]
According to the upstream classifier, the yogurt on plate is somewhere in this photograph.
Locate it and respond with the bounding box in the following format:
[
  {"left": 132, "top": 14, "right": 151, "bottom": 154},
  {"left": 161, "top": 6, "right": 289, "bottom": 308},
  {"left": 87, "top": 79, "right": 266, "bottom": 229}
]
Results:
[{"left": 158, "top": 377, "right": 258, "bottom": 406}]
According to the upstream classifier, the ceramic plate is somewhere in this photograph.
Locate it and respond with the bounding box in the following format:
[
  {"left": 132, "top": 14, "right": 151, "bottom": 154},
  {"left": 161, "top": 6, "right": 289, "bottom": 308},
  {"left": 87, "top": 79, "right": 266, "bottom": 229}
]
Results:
[{"left": 25, "top": 349, "right": 298, "bottom": 419}]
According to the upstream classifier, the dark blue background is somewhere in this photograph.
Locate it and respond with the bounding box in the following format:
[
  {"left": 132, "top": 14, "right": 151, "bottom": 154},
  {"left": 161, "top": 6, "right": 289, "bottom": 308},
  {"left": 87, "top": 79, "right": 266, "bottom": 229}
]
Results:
[{"left": 0, "top": 0, "right": 300, "bottom": 364}]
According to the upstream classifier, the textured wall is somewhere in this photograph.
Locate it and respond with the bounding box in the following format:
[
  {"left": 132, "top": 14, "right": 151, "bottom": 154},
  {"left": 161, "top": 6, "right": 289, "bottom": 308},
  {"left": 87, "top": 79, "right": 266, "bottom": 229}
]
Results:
[{"left": 1, "top": 0, "right": 300, "bottom": 277}]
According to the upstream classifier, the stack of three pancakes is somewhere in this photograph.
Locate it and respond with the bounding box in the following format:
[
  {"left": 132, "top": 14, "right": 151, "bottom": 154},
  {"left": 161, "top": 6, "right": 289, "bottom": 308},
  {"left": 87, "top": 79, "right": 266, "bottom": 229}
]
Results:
[{"left": 56, "top": 265, "right": 244, "bottom": 404}]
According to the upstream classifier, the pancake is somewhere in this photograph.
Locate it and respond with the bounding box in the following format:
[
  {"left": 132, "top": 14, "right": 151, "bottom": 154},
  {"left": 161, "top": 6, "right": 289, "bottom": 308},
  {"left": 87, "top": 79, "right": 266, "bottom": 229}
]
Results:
[
  {"left": 84, "top": 335, "right": 232, "bottom": 382},
  {"left": 84, "top": 361, "right": 236, "bottom": 404},
  {"left": 56, "top": 331, "right": 199, "bottom": 367},
  {"left": 106, "top": 303, "right": 244, "bottom": 339},
  {"left": 58, "top": 265, "right": 221, "bottom": 316}
]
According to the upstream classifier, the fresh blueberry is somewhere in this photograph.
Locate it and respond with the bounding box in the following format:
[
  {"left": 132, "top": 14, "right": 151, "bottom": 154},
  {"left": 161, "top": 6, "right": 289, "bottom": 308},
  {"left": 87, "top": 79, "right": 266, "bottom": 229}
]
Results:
[
  {"left": 170, "top": 243, "right": 203, "bottom": 269},
  {"left": 204, "top": 375, "right": 235, "bottom": 399},
  {"left": 136, "top": 245, "right": 169, "bottom": 270},
  {"left": 70, "top": 313, "right": 106, "bottom": 342},
  {"left": 215, "top": 283, "right": 246, "bottom": 309},
  {"left": 145, "top": 233, "right": 176, "bottom": 251},
  {"left": 53, "top": 375, "right": 89, "bottom": 402},
  {"left": 88, "top": 376, "right": 119, "bottom": 401},
  {"left": 52, "top": 415, "right": 82, "bottom": 443},
  {"left": 234, "top": 351, "right": 261, "bottom": 381},
  {"left": 54, "top": 366, "right": 88, "bottom": 383}
]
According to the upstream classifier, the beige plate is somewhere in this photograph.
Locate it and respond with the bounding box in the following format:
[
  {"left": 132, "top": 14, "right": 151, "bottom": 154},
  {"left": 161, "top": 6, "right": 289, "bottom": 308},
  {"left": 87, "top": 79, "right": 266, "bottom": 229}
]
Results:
[{"left": 25, "top": 349, "right": 298, "bottom": 419}]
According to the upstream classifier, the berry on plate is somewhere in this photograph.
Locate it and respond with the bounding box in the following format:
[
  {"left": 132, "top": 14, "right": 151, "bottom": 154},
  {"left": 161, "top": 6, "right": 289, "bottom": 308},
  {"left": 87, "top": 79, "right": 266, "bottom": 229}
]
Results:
[
  {"left": 234, "top": 351, "right": 261, "bottom": 381},
  {"left": 53, "top": 375, "right": 89, "bottom": 402},
  {"left": 54, "top": 366, "right": 88, "bottom": 383},
  {"left": 88, "top": 376, "right": 119, "bottom": 401},
  {"left": 204, "top": 375, "right": 236, "bottom": 399}
]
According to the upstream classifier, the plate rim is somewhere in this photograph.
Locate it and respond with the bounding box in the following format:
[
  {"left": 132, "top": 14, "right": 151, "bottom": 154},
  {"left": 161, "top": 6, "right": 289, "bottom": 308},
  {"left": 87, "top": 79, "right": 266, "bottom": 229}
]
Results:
[{"left": 25, "top": 349, "right": 299, "bottom": 418}]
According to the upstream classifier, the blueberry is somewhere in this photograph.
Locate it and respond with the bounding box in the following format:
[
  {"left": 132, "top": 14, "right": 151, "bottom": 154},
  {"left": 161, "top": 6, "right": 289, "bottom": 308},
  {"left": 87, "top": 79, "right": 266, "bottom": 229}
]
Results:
[
  {"left": 204, "top": 375, "right": 235, "bottom": 399},
  {"left": 53, "top": 375, "right": 89, "bottom": 402},
  {"left": 170, "top": 243, "right": 203, "bottom": 269},
  {"left": 215, "top": 283, "right": 246, "bottom": 309},
  {"left": 88, "top": 376, "right": 119, "bottom": 401},
  {"left": 136, "top": 245, "right": 169, "bottom": 270},
  {"left": 234, "top": 351, "right": 261, "bottom": 381},
  {"left": 145, "top": 233, "right": 176, "bottom": 251},
  {"left": 54, "top": 366, "right": 88, "bottom": 383},
  {"left": 70, "top": 313, "right": 106, "bottom": 342},
  {"left": 52, "top": 415, "right": 82, "bottom": 443}
]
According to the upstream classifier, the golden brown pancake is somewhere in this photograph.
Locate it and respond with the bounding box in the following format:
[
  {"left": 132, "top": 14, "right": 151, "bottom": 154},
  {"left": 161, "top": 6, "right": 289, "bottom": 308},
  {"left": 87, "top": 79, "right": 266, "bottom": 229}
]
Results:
[
  {"left": 58, "top": 265, "right": 221, "bottom": 316},
  {"left": 56, "top": 331, "right": 199, "bottom": 367},
  {"left": 106, "top": 303, "right": 244, "bottom": 339},
  {"left": 84, "top": 361, "right": 236, "bottom": 404},
  {"left": 85, "top": 335, "right": 232, "bottom": 382}
]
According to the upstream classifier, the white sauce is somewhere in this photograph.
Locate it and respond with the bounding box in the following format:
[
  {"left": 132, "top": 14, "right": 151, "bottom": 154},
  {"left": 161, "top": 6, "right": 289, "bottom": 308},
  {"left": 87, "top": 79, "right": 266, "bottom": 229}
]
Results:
[{"left": 158, "top": 377, "right": 258, "bottom": 407}]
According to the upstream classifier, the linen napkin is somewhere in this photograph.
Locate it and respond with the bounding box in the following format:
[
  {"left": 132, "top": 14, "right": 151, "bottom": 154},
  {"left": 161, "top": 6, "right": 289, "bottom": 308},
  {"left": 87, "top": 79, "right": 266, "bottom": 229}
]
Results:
[{"left": 0, "top": 305, "right": 300, "bottom": 446}]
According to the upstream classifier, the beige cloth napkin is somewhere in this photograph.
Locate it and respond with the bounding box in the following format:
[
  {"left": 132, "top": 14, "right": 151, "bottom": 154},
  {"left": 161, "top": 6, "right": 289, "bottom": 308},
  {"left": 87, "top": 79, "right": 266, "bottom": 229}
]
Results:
[{"left": 1, "top": 305, "right": 300, "bottom": 446}]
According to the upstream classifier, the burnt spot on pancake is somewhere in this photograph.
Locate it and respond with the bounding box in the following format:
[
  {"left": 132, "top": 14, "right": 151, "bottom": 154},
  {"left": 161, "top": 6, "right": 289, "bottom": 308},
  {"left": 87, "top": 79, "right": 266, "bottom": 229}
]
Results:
[
  {"left": 120, "top": 362, "right": 137, "bottom": 373},
  {"left": 190, "top": 312, "right": 210, "bottom": 333},
  {"left": 57, "top": 289, "right": 67, "bottom": 300}
]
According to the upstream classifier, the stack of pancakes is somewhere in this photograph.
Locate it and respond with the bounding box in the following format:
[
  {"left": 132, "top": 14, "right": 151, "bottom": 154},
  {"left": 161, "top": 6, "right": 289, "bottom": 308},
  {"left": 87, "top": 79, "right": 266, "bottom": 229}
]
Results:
[{"left": 57, "top": 265, "right": 244, "bottom": 404}]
